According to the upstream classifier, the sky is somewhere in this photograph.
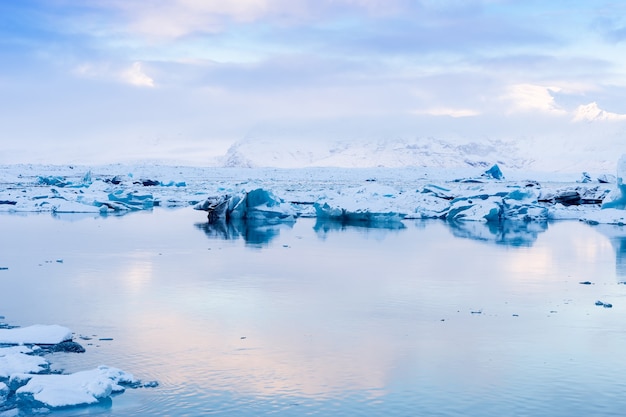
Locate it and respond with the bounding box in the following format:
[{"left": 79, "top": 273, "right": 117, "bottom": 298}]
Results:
[{"left": 1, "top": 0, "right": 626, "bottom": 167}]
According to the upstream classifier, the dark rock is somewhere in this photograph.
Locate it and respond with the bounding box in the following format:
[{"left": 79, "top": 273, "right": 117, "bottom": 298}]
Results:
[{"left": 579, "top": 281, "right": 593, "bottom": 285}]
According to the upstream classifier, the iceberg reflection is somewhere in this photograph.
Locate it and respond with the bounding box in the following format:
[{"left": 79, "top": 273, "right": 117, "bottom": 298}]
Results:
[
  {"left": 593, "top": 224, "right": 626, "bottom": 278},
  {"left": 446, "top": 219, "right": 549, "bottom": 247},
  {"left": 195, "top": 218, "right": 294, "bottom": 246},
  {"left": 313, "top": 218, "right": 406, "bottom": 238}
]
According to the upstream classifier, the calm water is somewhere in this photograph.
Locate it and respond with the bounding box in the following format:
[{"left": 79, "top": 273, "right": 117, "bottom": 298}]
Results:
[{"left": 2, "top": 209, "right": 626, "bottom": 416}]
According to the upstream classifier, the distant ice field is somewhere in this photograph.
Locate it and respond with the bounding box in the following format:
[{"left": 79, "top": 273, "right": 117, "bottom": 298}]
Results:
[{"left": 1, "top": 161, "right": 625, "bottom": 224}]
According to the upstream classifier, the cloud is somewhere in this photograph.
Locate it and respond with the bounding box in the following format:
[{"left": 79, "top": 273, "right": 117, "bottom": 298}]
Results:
[
  {"left": 411, "top": 107, "right": 480, "bottom": 118},
  {"left": 503, "top": 84, "right": 567, "bottom": 115},
  {"left": 74, "top": 61, "right": 155, "bottom": 87},
  {"left": 95, "top": 0, "right": 411, "bottom": 39},
  {"left": 573, "top": 102, "right": 626, "bottom": 122},
  {"left": 122, "top": 62, "right": 155, "bottom": 87}
]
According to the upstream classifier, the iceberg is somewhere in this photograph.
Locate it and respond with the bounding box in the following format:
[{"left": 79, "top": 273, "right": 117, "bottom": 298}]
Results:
[
  {"left": 482, "top": 164, "right": 504, "bottom": 180},
  {"left": 444, "top": 194, "right": 502, "bottom": 222},
  {"left": 442, "top": 189, "right": 548, "bottom": 223},
  {"left": 314, "top": 202, "right": 406, "bottom": 225},
  {"left": 502, "top": 189, "right": 548, "bottom": 221},
  {"left": 601, "top": 155, "right": 626, "bottom": 210},
  {"left": 313, "top": 183, "right": 409, "bottom": 224},
  {"left": 195, "top": 188, "right": 296, "bottom": 223},
  {"left": 103, "top": 190, "right": 155, "bottom": 211}
]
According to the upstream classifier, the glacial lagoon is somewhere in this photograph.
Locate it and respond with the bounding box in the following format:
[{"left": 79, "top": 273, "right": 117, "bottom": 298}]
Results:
[{"left": 2, "top": 208, "right": 626, "bottom": 416}]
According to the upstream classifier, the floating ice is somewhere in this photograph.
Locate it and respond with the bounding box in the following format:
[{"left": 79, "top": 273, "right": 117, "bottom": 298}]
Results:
[
  {"left": 0, "top": 325, "right": 72, "bottom": 345},
  {"left": 103, "top": 190, "right": 154, "bottom": 211},
  {"left": 482, "top": 164, "right": 504, "bottom": 180},
  {"left": 313, "top": 183, "right": 410, "bottom": 225},
  {"left": 601, "top": 155, "right": 626, "bottom": 210},
  {"left": 0, "top": 322, "right": 145, "bottom": 413},
  {"left": 444, "top": 195, "right": 502, "bottom": 222},
  {"left": 314, "top": 202, "right": 406, "bottom": 224},
  {"left": 0, "top": 346, "right": 49, "bottom": 379},
  {"left": 502, "top": 189, "right": 548, "bottom": 221},
  {"left": 13, "top": 365, "right": 136, "bottom": 408},
  {"left": 195, "top": 188, "right": 296, "bottom": 223}
]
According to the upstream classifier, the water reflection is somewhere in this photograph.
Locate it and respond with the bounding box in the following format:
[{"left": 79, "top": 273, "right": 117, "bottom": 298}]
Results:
[
  {"left": 592, "top": 224, "right": 626, "bottom": 278},
  {"left": 313, "top": 218, "right": 405, "bottom": 238},
  {"left": 195, "top": 218, "right": 295, "bottom": 246},
  {"left": 4, "top": 210, "right": 626, "bottom": 416},
  {"left": 447, "top": 219, "right": 549, "bottom": 247}
]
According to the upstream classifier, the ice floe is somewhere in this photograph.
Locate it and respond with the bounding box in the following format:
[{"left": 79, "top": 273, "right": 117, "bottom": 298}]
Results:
[
  {"left": 0, "top": 322, "right": 150, "bottom": 413},
  {"left": 12, "top": 366, "right": 136, "bottom": 408},
  {"left": 0, "top": 325, "right": 72, "bottom": 345}
]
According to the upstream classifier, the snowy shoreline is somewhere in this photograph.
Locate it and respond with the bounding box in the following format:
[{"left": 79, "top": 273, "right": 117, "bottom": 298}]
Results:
[{"left": 1, "top": 160, "right": 625, "bottom": 225}]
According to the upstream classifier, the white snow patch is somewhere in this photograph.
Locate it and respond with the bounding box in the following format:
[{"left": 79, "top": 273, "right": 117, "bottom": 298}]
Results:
[
  {"left": 0, "top": 325, "right": 72, "bottom": 345},
  {"left": 0, "top": 347, "right": 48, "bottom": 379},
  {"left": 13, "top": 366, "right": 136, "bottom": 408}
]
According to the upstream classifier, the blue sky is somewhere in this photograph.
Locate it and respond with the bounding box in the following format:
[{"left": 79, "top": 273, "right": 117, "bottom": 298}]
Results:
[{"left": 1, "top": 0, "right": 626, "bottom": 165}]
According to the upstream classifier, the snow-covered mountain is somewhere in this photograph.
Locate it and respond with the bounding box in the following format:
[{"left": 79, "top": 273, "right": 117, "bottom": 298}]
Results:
[{"left": 221, "top": 137, "right": 534, "bottom": 170}]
